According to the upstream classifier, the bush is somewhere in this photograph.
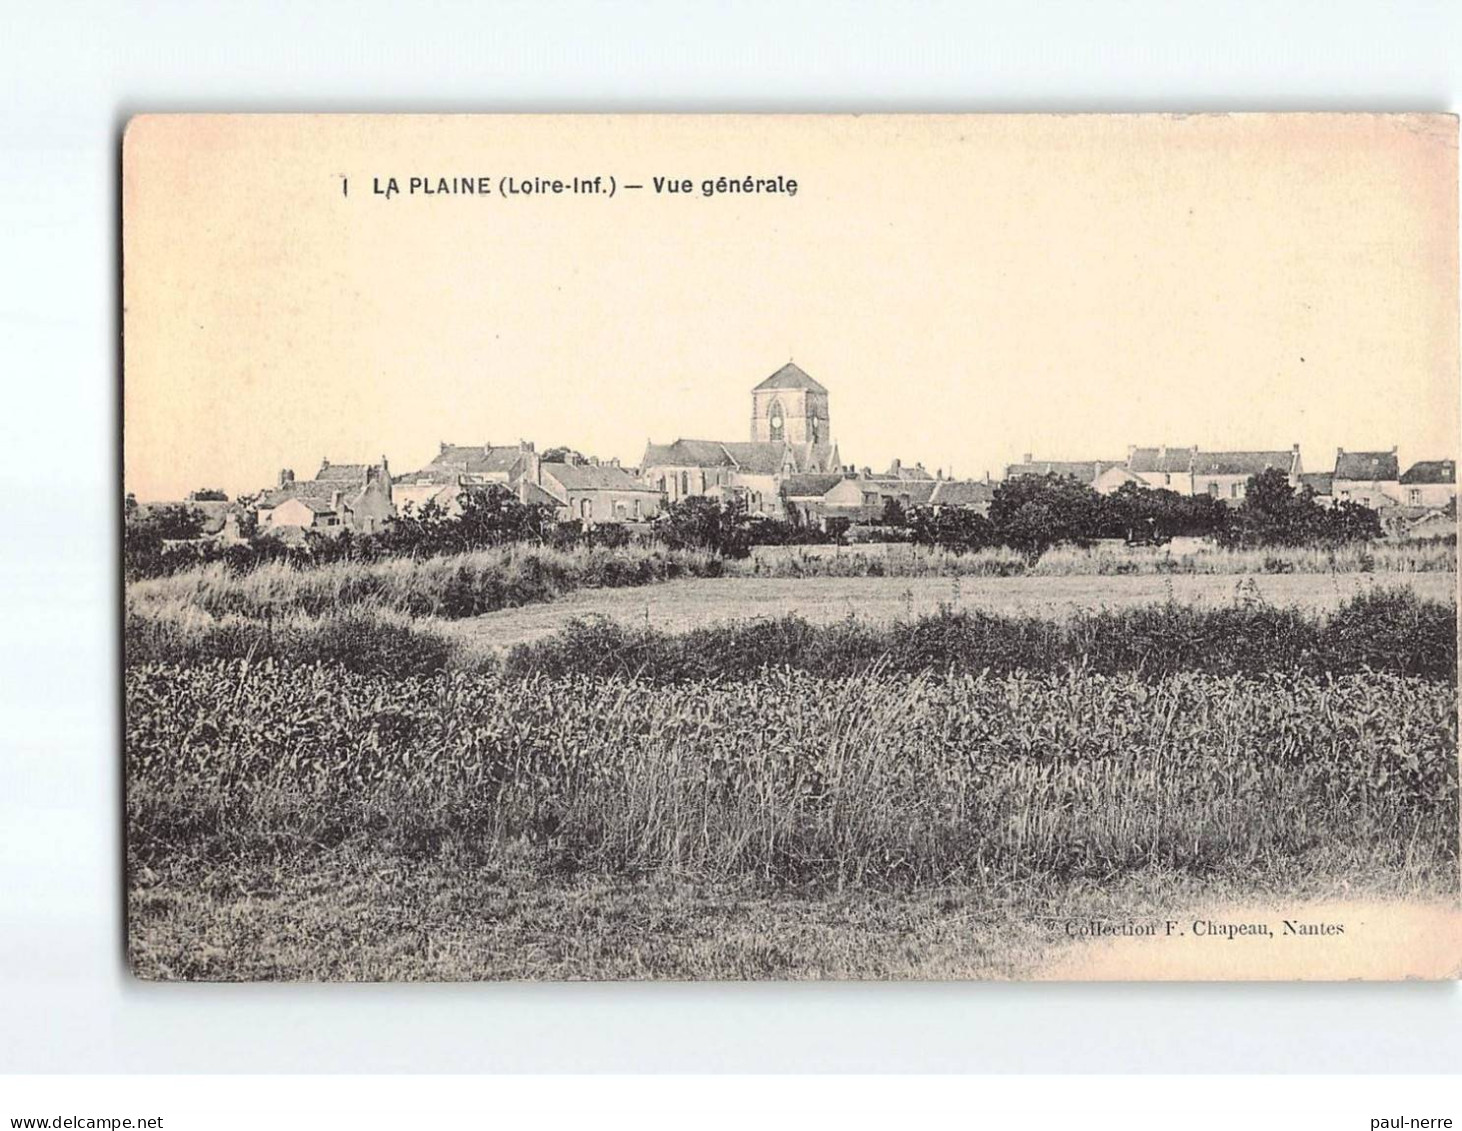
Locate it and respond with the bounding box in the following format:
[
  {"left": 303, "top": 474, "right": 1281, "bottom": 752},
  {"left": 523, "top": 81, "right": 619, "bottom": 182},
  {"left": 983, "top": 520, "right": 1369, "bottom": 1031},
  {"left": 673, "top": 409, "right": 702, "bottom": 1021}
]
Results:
[
  {"left": 652, "top": 496, "right": 753, "bottom": 558},
  {"left": 127, "top": 544, "right": 726, "bottom": 625},
  {"left": 1318, "top": 587, "right": 1457, "bottom": 678},
  {"left": 125, "top": 608, "right": 458, "bottom": 676},
  {"left": 506, "top": 588, "right": 1457, "bottom": 683},
  {"left": 907, "top": 506, "right": 997, "bottom": 552},
  {"left": 1099, "top": 482, "right": 1231, "bottom": 543},
  {"left": 989, "top": 474, "right": 1103, "bottom": 559},
  {"left": 1220, "top": 469, "right": 1382, "bottom": 548}
]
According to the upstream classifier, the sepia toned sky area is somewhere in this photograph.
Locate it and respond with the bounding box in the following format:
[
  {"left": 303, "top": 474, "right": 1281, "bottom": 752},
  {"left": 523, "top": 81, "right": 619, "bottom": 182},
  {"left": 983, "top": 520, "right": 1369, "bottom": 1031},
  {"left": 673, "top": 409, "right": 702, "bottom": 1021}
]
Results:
[{"left": 123, "top": 114, "right": 1458, "bottom": 501}]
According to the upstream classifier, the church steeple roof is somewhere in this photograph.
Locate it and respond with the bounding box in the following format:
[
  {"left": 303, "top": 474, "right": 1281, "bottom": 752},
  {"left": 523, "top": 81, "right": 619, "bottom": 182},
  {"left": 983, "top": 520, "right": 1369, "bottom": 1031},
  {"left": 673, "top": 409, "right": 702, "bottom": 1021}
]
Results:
[{"left": 753, "top": 361, "right": 827, "bottom": 394}]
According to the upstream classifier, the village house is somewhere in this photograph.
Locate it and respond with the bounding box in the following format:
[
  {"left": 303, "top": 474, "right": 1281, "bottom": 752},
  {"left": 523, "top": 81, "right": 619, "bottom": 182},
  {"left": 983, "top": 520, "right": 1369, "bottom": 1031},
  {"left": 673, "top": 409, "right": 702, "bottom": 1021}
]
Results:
[
  {"left": 539, "top": 459, "right": 663, "bottom": 523},
  {"left": 394, "top": 439, "right": 661, "bottom": 525},
  {"left": 1190, "top": 447, "right": 1302, "bottom": 502},
  {"left": 1127, "top": 446, "right": 1198, "bottom": 494},
  {"left": 1398, "top": 459, "right": 1457, "bottom": 509},
  {"left": 1332, "top": 448, "right": 1401, "bottom": 509},
  {"left": 927, "top": 478, "right": 995, "bottom": 515},
  {"left": 392, "top": 441, "right": 542, "bottom": 514},
  {"left": 779, "top": 469, "right": 994, "bottom": 528},
  {"left": 256, "top": 458, "right": 395, "bottom": 535},
  {"left": 1006, "top": 439, "right": 1460, "bottom": 516},
  {"left": 1003, "top": 456, "right": 1132, "bottom": 494},
  {"left": 779, "top": 473, "right": 853, "bottom": 525}
]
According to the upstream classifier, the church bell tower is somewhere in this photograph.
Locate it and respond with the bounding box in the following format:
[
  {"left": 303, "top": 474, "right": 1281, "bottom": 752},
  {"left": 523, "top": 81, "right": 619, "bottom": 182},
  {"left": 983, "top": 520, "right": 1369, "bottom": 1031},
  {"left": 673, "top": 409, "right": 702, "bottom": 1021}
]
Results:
[{"left": 750, "top": 361, "right": 830, "bottom": 446}]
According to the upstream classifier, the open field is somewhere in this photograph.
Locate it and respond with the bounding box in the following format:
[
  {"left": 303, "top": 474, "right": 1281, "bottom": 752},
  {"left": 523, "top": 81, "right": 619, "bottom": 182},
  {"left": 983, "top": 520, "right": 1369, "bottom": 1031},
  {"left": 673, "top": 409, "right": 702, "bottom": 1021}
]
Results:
[
  {"left": 126, "top": 628, "right": 1458, "bottom": 979},
  {"left": 451, "top": 570, "right": 1458, "bottom": 653},
  {"left": 740, "top": 538, "right": 1457, "bottom": 578},
  {"left": 123, "top": 541, "right": 1459, "bottom": 981}
]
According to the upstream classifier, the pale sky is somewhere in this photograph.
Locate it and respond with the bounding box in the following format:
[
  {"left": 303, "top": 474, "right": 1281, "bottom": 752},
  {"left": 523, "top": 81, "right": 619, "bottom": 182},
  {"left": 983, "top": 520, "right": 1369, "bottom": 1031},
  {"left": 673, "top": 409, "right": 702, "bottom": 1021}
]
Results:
[{"left": 123, "top": 114, "right": 1458, "bottom": 501}]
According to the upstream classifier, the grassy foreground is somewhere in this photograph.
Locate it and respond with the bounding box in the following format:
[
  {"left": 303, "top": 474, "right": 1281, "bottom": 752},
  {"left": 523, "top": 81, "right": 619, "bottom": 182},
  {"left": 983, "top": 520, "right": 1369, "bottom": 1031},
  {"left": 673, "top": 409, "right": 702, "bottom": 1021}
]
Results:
[
  {"left": 129, "top": 851, "right": 1442, "bottom": 981},
  {"left": 127, "top": 640, "right": 1457, "bottom": 979},
  {"left": 123, "top": 549, "right": 1459, "bottom": 981}
]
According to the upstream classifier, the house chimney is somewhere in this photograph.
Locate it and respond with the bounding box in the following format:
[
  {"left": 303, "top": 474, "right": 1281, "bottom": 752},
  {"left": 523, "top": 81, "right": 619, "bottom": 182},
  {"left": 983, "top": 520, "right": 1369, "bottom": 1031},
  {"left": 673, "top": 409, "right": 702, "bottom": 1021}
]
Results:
[
  {"left": 519, "top": 439, "right": 534, "bottom": 452},
  {"left": 1127, "top": 443, "right": 1137, "bottom": 461},
  {"left": 1293, "top": 443, "right": 1300, "bottom": 452},
  {"left": 1022, "top": 453, "right": 1032, "bottom": 464},
  {"left": 1158, "top": 444, "right": 1167, "bottom": 461},
  {"left": 890, "top": 458, "right": 901, "bottom": 474},
  {"left": 440, "top": 441, "right": 448, "bottom": 454},
  {"left": 279, "top": 468, "right": 294, "bottom": 487}
]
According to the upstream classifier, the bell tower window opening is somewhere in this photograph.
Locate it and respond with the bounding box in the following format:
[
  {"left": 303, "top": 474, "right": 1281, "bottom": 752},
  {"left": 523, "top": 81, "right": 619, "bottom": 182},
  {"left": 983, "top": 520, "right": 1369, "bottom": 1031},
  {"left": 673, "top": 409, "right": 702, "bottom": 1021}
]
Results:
[{"left": 768, "top": 398, "right": 785, "bottom": 443}]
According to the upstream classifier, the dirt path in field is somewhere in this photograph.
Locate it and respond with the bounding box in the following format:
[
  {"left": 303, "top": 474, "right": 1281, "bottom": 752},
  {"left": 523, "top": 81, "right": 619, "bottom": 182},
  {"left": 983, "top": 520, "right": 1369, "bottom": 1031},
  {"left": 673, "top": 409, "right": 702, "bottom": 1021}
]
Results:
[
  {"left": 446, "top": 571, "right": 1457, "bottom": 653},
  {"left": 1034, "top": 898, "right": 1462, "bottom": 980}
]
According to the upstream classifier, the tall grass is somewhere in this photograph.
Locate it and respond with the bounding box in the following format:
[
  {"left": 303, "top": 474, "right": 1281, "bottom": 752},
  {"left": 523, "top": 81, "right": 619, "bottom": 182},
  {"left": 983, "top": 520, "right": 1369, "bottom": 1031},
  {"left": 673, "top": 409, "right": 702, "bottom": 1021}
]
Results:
[
  {"left": 734, "top": 539, "right": 1457, "bottom": 579},
  {"left": 127, "top": 663, "right": 1458, "bottom": 889},
  {"left": 507, "top": 588, "right": 1457, "bottom": 683},
  {"left": 127, "top": 543, "right": 722, "bottom": 623},
  {"left": 124, "top": 587, "right": 1457, "bottom": 681}
]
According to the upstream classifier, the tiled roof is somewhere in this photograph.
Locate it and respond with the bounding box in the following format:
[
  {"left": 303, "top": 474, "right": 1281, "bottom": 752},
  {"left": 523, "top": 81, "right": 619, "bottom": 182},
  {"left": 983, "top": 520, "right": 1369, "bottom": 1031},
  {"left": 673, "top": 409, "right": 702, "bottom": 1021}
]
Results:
[
  {"left": 642, "top": 439, "right": 739, "bottom": 468},
  {"left": 862, "top": 478, "right": 939, "bottom": 505},
  {"left": 752, "top": 362, "right": 827, "bottom": 394},
  {"left": 929, "top": 480, "right": 995, "bottom": 507},
  {"left": 884, "top": 462, "right": 936, "bottom": 481},
  {"left": 518, "top": 480, "right": 565, "bottom": 507},
  {"left": 260, "top": 479, "right": 347, "bottom": 508},
  {"left": 258, "top": 493, "right": 337, "bottom": 515},
  {"left": 721, "top": 442, "right": 794, "bottom": 475},
  {"left": 1335, "top": 450, "right": 1399, "bottom": 481},
  {"left": 779, "top": 474, "right": 845, "bottom": 498},
  {"left": 1004, "top": 460, "right": 1113, "bottom": 483},
  {"left": 316, "top": 462, "right": 369, "bottom": 482},
  {"left": 394, "top": 469, "right": 457, "bottom": 485},
  {"left": 427, "top": 445, "right": 527, "bottom": 475},
  {"left": 542, "top": 463, "right": 658, "bottom": 492},
  {"left": 1333, "top": 452, "right": 1397, "bottom": 482},
  {"left": 1299, "top": 472, "right": 1334, "bottom": 496},
  {"left": 1193, "top": 451, "right": 1296, "bottom": 476},
  {"left": 642, "top": 439, "right": 834, "bottom": 476},
  {"left": 1399, "top": 459, "right": 1455, "bottom": 485},
  {"left": 1128, "top": 446, "right": 1196, "bottom": 474}
]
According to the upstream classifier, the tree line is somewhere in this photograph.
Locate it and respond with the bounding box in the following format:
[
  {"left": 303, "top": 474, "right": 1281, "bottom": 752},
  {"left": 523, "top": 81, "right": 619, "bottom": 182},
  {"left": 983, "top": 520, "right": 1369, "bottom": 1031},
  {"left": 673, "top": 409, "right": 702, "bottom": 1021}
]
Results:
[{"left": 125, "top": 468, "right": 1388, "bottom": 578}]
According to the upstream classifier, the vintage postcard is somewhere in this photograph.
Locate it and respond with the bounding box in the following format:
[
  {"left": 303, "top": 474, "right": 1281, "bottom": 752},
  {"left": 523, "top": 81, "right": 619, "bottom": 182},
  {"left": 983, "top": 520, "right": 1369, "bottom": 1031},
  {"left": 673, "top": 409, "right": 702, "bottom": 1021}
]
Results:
[{"left": 123, "top": 114, "right": 1460, "bottom": 981}]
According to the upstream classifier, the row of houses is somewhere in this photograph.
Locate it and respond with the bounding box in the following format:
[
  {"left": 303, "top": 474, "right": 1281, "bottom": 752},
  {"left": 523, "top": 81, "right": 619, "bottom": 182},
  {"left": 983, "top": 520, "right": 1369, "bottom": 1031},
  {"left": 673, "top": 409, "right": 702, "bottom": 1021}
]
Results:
[
  {"left": 1006, "top": 445, "right": 1457, "bottom": 511},
  {"left": 237, "top": 363, "right": 1455, "bottom": 538},
  {"left": 253, "top": 448, "right": 996, "bottom": 537},
  {"left": 251, "top": 363, "right": 1001, "bottom": 536},
  {"left": 255, "top": 444, "right": 665, "bottom": 536}
]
